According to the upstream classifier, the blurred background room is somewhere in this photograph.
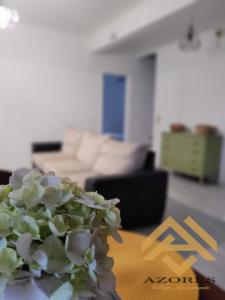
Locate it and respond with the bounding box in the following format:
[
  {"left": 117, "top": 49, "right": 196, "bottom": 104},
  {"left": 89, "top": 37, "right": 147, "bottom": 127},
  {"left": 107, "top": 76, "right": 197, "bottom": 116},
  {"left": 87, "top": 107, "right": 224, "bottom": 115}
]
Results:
[{"left": 0, "top": 0, "right": 225, "bottom": 295}]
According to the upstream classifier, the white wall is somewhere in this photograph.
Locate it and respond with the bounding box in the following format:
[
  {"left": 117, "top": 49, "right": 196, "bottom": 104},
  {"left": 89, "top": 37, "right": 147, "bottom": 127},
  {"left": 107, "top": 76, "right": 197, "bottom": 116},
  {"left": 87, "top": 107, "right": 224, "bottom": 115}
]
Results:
[
  {"left": 92, "top": 54, "right": 155, "bottom": 145},
  {"left": 0, "top": 22, "right": 156, "bottom": 172},
  {"left": 0, "top": 23, "right": 96, "bottom": 171},
  {"left": 129, "top": 56, "right": 155, "bottom": 145},
  {"left": 153, "top": 28, "right": 225, "bottom": 183}
]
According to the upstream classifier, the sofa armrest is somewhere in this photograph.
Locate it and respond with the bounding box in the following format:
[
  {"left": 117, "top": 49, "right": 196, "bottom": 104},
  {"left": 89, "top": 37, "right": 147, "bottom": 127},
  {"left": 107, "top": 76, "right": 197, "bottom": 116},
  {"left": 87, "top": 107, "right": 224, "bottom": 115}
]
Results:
[
  {"left": 143, "top": 151, "right": 155, "bottom": 170},
  {"left": 85, "top": 170, "right": 168, "bottom": 229},
  {"left": 32, "top": 142, "right": 62, "bottom": 153}
]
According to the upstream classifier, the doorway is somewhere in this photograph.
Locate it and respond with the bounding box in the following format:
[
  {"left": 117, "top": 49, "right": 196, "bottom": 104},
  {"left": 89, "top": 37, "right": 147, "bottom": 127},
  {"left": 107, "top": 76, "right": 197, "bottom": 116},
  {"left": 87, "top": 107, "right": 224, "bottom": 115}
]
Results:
[{"left": 102, "top": 74, "right": 126, "bottom": 140}]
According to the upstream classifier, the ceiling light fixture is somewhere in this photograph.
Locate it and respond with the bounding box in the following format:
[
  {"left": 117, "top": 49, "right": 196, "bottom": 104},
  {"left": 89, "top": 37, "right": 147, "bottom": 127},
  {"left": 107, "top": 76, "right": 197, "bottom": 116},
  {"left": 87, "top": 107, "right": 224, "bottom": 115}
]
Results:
[
  {"left": 0, "top": 2, "right": 19, "bottom": 30},
  {"left": 179, "top": 24, "right": 201, "bottom": 52}
]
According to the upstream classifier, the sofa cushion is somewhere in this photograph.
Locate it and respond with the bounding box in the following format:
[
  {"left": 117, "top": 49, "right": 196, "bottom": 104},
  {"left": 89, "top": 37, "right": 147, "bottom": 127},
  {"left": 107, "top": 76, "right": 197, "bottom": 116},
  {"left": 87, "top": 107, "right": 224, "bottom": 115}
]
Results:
[
  {"left": 62, "top": 128, "right": 83, "bottom": 156},
  {"left": 33, "top": 152, "right": 71, "bottom": 171},
  {"left": 59, "top": 171, "right": 100, "bottom": 188},
  {"left": 76, "top": 132, "right": 111, "bottom": 167},
  {"left": 41, "top": 159, "right": 90, "bottom": 175},
  {"left": 93, "top": 140, "right": 148, "bottom": 175}
]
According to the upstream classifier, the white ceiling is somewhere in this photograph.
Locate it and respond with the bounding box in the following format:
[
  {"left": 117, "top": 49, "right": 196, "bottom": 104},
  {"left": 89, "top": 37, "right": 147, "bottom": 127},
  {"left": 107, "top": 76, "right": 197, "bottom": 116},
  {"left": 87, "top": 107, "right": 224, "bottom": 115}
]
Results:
[
  {"left": 13, "top": 0, "right": 141, "bottom": 34},
  {"left": 11, "top": 0, "right": 225, "bottom": 55},
  {"left": 96, "top": 0, "right": 225, "bottom": 55}
]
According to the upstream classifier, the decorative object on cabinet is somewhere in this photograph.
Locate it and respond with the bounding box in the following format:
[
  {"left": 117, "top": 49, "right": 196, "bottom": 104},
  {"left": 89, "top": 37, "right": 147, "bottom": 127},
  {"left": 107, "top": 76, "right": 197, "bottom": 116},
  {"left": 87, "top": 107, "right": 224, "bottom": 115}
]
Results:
[
  {"left": 170, "top": 123, "right": 187, "bottom": 133},
  {"left": 196, "top": 124, "right": 217, "bottom": 135},
  {"left": 160, "top": 132, "right": 222, "bottom": 182}
]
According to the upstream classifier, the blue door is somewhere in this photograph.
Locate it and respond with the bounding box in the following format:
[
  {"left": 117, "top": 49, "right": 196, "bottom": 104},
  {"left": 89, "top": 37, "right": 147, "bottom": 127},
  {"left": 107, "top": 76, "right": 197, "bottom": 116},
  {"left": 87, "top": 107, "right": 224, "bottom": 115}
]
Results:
[{"left": 102, "top": 74, "right": 126, "bottom": 140}]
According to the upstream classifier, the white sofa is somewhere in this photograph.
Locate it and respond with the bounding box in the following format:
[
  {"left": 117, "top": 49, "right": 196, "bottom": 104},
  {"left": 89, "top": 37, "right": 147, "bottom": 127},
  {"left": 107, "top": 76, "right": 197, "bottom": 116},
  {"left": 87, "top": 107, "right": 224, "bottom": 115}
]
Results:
[{"left": 32, "top": 128, "right": 149, "bottom": 188}]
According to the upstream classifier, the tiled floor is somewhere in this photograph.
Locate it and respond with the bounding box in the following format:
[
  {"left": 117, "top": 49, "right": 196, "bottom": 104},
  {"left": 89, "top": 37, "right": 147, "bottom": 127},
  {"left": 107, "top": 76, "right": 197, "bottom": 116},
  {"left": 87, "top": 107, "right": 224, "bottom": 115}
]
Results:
[
  {"left": 167, "top": 174, "right": 225, "bottom": 289},
  {"left": 169, "top": 174, "right": 225, "bottom": 222},
  {"left": 135, "top": 174, "right": 225, "bottom": 290}
]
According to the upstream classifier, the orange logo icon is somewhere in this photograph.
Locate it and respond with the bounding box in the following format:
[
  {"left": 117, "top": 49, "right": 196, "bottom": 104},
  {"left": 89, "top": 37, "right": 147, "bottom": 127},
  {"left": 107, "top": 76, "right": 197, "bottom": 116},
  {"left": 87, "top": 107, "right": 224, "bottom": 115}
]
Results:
[{"left": 142, "top": 216, "right": 217, "bottom": 275}]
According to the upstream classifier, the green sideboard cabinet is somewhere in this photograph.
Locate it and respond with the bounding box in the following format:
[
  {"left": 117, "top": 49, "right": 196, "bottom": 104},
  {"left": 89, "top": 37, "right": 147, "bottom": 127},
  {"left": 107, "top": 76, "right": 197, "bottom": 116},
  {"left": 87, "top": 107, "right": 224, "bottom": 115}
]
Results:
[{"left": 160, "top": 132, "right": 222, "bottom": 182}]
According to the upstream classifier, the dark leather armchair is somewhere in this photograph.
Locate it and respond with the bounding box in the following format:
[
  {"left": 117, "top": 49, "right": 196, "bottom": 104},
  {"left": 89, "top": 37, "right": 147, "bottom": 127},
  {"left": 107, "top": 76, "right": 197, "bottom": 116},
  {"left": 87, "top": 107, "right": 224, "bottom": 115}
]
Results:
[{"left": 0, "top": 170, "right": 12, "bottom": 185}]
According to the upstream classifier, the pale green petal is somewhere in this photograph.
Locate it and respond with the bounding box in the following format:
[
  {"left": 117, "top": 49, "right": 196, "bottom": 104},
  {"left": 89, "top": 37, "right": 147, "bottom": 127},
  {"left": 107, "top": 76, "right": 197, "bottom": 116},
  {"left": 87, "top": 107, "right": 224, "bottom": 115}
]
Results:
[
  {"left": 41, "top": 175, "right": 61, "bottom": 187},
  {"left": 39, "top": 235, "right": 71, "bottom": 273},
  {"left": 75, "top": 195, "right": 105, "bottom": 210},
  {"left": 29, "top": 208, "right": 52, "bottom": 222},
  {"left": 86, "top": 192, "right": 105, "bottom": 204},
  {"left": 42, "top": 187, "right": 73, "bottom": 208},
  {"left": 101, "top": 198, "right": 120, "bottom": 209},
  {"left": 8, "top": 189, "right": 24, "bottom": 207},
  {"left": 65, "top": 230, "right": 91, "bottom": 266},
  {"left": 33, "top": 276, "right": 63, "bottom": 297},
  {"left": 0, "top": 277, "right": 7, "bottom": 293},
  {"left": 106, "top": 211, "right": 117, "bottom": 223},
  {"left": 16, "top": 233, "right": 32, "bottom": 262},
  {"left": 22, "top": 184, "right": 44, "bottom": 209},
  {"left": 23, "top": 169, "right": 42, "bottom": 183},
  {"left": 110, "top": 230, "right": 122, "bottom": 243},
  {"left": 0, "top": 237, "right": 7, "bottom": 251},
  {"left": 48, "top": 215, "right": 69, "bottom": 236},
  {"left": 32, "top": 250, "right": 48, "bottom": 270},
  {"left": 0, "top": 185, "right": 12, "bottom": 202},
  {"left": 9, "top": 183, "right": 44, "bottom": 209},
  {"left": 0, "top": 214, "right": 10, "bottom": 236},
  {"left": 9, "top": 168, "right": 30, "bottom": 189},
  {"left": 98, "top": 271, "right": 116, "bottom": 292},
  {"left": 15, "top": 216, "right": 40, "bottom": 238},
  {"left": 0, "top": 247, "right": 21, "bottom": 274},
  {"left": 68, "top": 215, "right": 84, "bottom": 229},
  {"left": 88, "top": 269, "right": 97, "bottom": 283},
  {"left": 88, "top": 259, "right": 97, "bottom": 274},
  {"left": 85, "top": 212, "right": 95, "bottom": 227},
  {"left": 50, "top": 282, "right": 73, "bottom": 300},
  {"left": 30, "top": 265, "right": 41, "bottom": 277}
]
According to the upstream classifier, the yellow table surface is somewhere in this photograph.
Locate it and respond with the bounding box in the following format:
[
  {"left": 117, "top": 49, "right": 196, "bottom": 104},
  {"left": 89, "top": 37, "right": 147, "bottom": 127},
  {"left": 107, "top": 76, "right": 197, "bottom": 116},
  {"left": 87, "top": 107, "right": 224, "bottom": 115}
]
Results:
[{"left": 108, "top": 231, "right": 199, "bottom": 300}]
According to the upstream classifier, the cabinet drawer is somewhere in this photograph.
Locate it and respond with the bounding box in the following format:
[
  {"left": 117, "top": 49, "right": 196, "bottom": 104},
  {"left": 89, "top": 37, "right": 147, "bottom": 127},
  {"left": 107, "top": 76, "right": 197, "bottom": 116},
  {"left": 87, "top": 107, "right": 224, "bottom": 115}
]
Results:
[
  {"left": 161, "top": 132, "right": 221, "bottom": 180},
  {"left": 161, "top": 149, "right": 202, "bottom": 162},
  {"left": 186, "top": 165, "right": 203, "bottom": 177}
]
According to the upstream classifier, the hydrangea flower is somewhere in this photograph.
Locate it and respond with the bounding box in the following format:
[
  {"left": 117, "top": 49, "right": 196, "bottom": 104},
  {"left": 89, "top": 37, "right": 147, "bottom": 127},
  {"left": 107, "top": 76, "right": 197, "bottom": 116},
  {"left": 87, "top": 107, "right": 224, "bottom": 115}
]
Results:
[{"left": 0, "top": 168, "right": 121, "bottom": 299}]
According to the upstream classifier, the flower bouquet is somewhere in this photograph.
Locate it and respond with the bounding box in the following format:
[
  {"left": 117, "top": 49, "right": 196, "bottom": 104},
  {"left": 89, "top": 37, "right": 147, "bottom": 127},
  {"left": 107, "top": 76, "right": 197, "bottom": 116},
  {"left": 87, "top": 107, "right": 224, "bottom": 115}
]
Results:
[{"left": 0, "top": 168, "right": 121, "bottom": 300}]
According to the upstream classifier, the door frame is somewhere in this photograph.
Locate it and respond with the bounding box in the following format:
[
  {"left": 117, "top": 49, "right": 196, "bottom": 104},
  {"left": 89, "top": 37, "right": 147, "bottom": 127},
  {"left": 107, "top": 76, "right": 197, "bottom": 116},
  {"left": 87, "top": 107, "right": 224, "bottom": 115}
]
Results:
[{"left": 98, "top": 71, "right": 132, "bottom": 141}]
